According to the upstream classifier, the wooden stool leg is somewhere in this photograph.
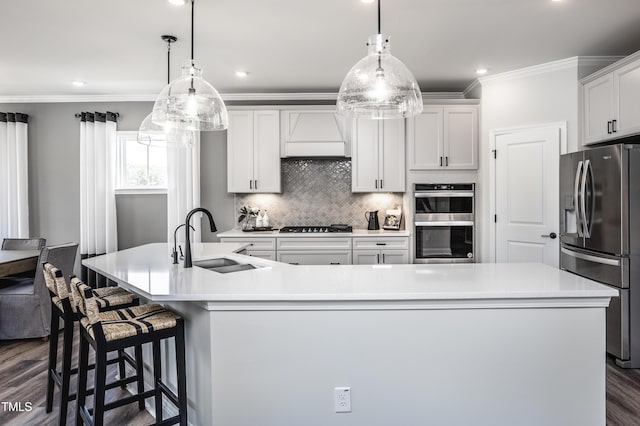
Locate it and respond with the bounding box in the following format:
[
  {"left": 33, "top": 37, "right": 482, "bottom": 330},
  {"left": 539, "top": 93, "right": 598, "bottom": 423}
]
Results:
[
  {"left": 93, "top": 348, "right": 107, "bottom": 426},
  {"left": 58, "top": 320, "right": 74, "bottom": 426},
  {"left": 76, "top": 334, "right": 90, "bottom": 426},
  {"left": 46, "top": 307, "right": 60, "bottom": 413},
  {"left": 152, "top": 339, "right": 163, "bottom": 422},
  {"left": 175, "top": 321, "right": 188, "bottom": 426},
  {"left": 135, "top": 344, "right": 145, "bottom": 411}
]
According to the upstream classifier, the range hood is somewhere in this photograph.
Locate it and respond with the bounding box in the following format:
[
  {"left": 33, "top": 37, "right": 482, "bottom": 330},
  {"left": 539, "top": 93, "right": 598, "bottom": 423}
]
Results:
[{"left": 280, "top": 110, "right": 349, "bottom": 157}]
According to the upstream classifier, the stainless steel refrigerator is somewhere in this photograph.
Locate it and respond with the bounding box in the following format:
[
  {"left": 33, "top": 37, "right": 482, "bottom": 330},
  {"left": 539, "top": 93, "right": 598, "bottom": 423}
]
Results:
[{"left": 560, "top": 142, "right": 640, "bottom": 367}]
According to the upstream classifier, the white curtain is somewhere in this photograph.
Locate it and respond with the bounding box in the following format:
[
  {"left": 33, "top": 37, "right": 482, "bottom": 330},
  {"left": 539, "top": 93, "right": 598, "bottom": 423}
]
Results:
[
  {"left": 79, "top": 112, "right": 118, "bottom": 267},
  {"left": 0, "top": 113, "right": 29, "bottom": 239},
  {"left": 166, "top": 131, "right": 201, "bottom": 252}
]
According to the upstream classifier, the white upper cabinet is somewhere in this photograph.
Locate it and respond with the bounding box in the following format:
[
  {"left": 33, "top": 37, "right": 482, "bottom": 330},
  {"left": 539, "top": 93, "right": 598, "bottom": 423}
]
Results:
[
  {"left": 614, "top": 60, "right": 640, "bottom": 138},
  {"left": 280, "top": 110, "right": 347, "bottom": 157},
  {"left": 351, "top": 118, "right": 405, "bottom": 192},
  {"left": 227, "top": 110, "right": 281, "bottom": 193},
  {"left": 582, "top": 52, "right": 640, "bottom": 145},
  {"left": 407, "top": 105, "right": 478, "bottom": 170},
  {"left": 583, "top": 74, "right": 615, "bottom": 144}
]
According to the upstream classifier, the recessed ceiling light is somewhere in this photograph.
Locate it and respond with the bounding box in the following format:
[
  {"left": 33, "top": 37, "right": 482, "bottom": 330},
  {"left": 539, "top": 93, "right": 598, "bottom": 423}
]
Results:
[
  {"left": 361, "top": 0, "right": 375, "bottom": 3},
  {"left": 168, "top": 0, "right": 185, "bottom": 5},
  {"left": 72, "top": 80, "right": 86, "bottom": 87},
  {"left": 476, "top": 68, "right": 488, "bottom": 75},
  {"left": 235, "top": 71, "right": 249, "bottom": 78},
  {"left": 551, "top": 0, "right": 562, "bottom": 2}
]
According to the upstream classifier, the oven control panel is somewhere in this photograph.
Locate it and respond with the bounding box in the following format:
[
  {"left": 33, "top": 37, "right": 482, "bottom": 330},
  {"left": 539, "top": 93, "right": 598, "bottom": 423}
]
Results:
[{"left": 414, "top": 183, "right": 475, "bottom": 191}]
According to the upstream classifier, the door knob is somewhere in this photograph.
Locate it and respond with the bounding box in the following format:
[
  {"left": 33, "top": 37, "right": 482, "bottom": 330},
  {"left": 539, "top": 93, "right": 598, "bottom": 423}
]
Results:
[{"left": 541, "top": 232, "right": 557, "bottom": 239}]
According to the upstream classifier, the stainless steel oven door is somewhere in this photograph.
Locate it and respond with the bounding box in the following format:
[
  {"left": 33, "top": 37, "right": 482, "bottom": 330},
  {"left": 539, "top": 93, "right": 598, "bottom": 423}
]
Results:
[
  {"left": 414, "top": 191, "right": 474, "bottom": 222},
  {"left": 414, "top": 221, "right": 474, "bottom": 263}
]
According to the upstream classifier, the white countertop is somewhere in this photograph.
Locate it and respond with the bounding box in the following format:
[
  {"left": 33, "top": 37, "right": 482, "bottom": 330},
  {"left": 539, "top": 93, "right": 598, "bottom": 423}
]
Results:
[
  {"left": 81, "top": 243, "right": 617, "bottom": 309},
  {"left": 218, "top": 229, "right": 411, "bottom": 238}
]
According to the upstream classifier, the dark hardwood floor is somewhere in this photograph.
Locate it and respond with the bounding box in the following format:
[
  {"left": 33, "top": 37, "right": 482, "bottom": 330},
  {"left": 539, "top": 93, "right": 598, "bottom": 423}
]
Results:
[
  {"left": 2, "top": 333, "right": 640, "bottom": 425},
  {"left": 0, "top": 329, "right": 153, "bottom": 426}
]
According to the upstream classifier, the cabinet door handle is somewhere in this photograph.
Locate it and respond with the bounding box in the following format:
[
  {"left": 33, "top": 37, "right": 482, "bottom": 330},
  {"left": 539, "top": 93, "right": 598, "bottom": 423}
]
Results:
[
  {"left": 376, "top": 242, "right": 387, "bottom": 246},
  {"left": 608, "top": 121, "right": 612, "bottom": 134},
  {"left": 445, "top": 156, "right": 449, "bottom": 167},
  {"left": 249, "top": 180, "right": 253, "bottom": 189},
  {"left": 380, "top": 179, "right": 383, "bottom": 189},
  {"left": 375, "top": 179, "right": 378, "bottom": 189},
  {"left": 612, "top": 119, "right": 617, "bottom": 133},
  {"left": 377, "top": 253, "right": 380, "bottom": 264},
  {"left": 440, "top": 156, "right": 443, "bottom": 167},
  {"left": 254, "top": 180, "right": 258, "bottom": 190},
  {"left": 382, "top": 253, "right": 385, "bottom": 263}
]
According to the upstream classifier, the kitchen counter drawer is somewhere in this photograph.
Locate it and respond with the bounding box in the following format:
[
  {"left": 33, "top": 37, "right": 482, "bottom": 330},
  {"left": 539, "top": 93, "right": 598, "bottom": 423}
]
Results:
[
  {"left": 277, "top": 237, "right": 352, "bottom": 251},
  {"left": 220, "top": 237, "right": 277, "bottom": 251},
  {"left": 352, "top": 237, "right": 409, "bottom": 250},
  {"left": 245, "top": 251, "right": 277, "bottom": 261},
  {"left": 277, "top": 251, "right": 352, "bottom": 265}
]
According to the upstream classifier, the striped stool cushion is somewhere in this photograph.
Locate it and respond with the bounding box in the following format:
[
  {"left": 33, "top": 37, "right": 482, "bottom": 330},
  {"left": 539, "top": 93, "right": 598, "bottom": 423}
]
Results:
[
  {"left": 80, "top": 304, "right": 180, "bottom": 342},
  {"left": 51, "top": 296, "right": 65, "bottom": 312},
  {"left": 43, "top": 263, "right": 59, "bottom": 295},
  {"left": 71, "top": 278, "right": 135, "bottom": 314}
]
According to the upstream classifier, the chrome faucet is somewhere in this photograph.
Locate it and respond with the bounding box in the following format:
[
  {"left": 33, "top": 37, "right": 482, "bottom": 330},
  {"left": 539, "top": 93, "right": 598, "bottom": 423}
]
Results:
[{"left": 184, "top": 207, "right": 217, "bottom": 268}]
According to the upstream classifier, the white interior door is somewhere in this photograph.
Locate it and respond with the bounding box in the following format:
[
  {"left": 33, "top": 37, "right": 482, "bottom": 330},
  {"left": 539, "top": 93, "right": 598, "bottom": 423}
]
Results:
[{"left": 494, "top": 125, "right": 562, "bottom": 267}]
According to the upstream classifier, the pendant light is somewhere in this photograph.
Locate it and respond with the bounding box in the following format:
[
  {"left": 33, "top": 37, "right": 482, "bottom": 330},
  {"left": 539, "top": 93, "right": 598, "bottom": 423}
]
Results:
[
  {"left": 138, "top": 35, "right": 178, "bottom": 146},
  {"left": 336, "top": 0, "right": 423, "bottom": 119},
  {"left": 152, "top": 0, "right": 228, "bottom": 131}
]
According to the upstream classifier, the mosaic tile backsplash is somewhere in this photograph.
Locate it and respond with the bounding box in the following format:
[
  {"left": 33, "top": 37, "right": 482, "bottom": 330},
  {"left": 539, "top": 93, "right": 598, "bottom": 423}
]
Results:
[{"left": 235, "top": 159, "right": 403, "bottom": 230}]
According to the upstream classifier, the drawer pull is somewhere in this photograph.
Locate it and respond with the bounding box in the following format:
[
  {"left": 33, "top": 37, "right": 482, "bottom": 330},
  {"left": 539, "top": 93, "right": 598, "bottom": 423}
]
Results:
[
  {"left": 376, "top": 242, "right": 387, "bottom": 246},
  {"left": 330, "top": 262, "right": 340, "bottom": 265}
]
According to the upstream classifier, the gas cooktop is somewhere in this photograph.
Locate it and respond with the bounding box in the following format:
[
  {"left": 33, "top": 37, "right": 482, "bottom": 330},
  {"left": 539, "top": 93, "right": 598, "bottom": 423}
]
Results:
[{"left": 279, "top": 225, "right": 352, "bottom": 233}]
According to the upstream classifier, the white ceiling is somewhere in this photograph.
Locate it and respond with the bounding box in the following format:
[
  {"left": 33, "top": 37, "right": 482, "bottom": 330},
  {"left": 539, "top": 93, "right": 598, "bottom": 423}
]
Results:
[{"left": 2, "top": 0, "right": 640, "bottom": 97}]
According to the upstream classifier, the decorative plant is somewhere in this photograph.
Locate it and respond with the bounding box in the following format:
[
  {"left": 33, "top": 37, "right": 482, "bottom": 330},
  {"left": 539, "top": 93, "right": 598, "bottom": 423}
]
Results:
[{"left": 238, "top": 206, "right": 259, "bottom": 224}]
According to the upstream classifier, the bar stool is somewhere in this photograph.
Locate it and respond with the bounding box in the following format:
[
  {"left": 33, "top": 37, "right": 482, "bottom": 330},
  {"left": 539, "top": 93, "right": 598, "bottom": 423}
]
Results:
[
  {"left": 43, "top": 263, "right": 140, "bottom": 426},
  {"left": 73, "top": 276, "right": 187, "bottom": 426}
]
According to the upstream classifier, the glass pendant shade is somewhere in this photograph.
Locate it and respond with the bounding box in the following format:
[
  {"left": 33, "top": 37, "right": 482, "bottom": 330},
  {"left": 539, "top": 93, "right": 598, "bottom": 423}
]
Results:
[
  {"left": 152, "top": 60, "right": 228, "bottom": 131},
  {"left": 138, "top": 112, "right": 168, "bottom": 146},
  {"left": 337, "top": 34, "right": 423, "bottom": 119},
  {"left": 138, "top": 112, "right": 193, "bottom": 147}
]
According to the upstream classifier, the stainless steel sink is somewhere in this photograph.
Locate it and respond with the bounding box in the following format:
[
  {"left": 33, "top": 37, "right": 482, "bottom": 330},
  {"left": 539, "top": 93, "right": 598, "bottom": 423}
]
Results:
[
  {"left": 209, "top": 264, "right": 257, "bottom": 274},
  {"left": 193, "top": 258, "right": 258, "bottom": 274},
  {"left": 193, "top": 258, "right": 239, "bottom": 269}
]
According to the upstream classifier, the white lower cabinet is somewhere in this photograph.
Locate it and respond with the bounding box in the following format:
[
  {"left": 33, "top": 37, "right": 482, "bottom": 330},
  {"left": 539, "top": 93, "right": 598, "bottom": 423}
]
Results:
[
  {"left": 353, "top": 249, "right": 408, "bottom": 264},
  {"left": 352, "top": 237, "right": 409, "bottom": 265},
  {"left": 220, "top": 235, "right": 409, "bottom": 265},
  {"left": 277, "top": 237, "right": 352, "bottom": 265},
  {"left": 219, "top": 237, "right": 276, "bottom": 260},
  {"left": 246, "top": 251, "right": 277, "bottom": 261},
  {"left": 277, "top": 251, "right": 351, "bottom": 265}
]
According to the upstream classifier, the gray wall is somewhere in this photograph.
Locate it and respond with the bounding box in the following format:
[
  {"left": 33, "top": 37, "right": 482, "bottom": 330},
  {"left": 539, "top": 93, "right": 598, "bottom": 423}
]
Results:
[
  {"left": 0, "top": 101, "right": 232, "bottom": 251},
  {"left": 116, "top": 193, "right": 167, "bottom": 249}
]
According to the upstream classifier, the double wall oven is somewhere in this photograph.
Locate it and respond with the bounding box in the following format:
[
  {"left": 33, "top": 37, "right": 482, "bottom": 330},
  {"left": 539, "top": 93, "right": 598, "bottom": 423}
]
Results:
[{"left": 414, "top": 183, "right": 475, "bottom": 263}]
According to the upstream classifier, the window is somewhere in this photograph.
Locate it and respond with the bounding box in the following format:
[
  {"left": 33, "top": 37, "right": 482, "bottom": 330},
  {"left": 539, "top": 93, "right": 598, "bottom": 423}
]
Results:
[{"left": 116, "top": 131, "right": 167, "bottom": 191}]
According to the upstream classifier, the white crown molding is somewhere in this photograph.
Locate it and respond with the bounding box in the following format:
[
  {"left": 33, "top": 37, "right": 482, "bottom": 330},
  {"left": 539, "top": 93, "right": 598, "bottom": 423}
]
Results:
[
  {"left": 0, "top": 94, "right": 159, "bottom": 103},
  {"left": 578, "top": 54, "right": 634, "bottom": 83},
  {"left": 0, "top": 91, "right": 471, "bottom": 104},
  {"left": 576, "top": 55, "right": 625, "bottom": 67},
  {"left": 463, "top": 79, "right": 481, "bottom": 98},
  {"left": 477, "top": 57, "right": 583, "bottom": 84}
]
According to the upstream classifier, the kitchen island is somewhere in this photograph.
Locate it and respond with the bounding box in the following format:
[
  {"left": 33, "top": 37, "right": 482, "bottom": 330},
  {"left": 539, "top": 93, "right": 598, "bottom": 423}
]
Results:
[{"left": 83, "top": 243, "right": 617, "bottom": 426}]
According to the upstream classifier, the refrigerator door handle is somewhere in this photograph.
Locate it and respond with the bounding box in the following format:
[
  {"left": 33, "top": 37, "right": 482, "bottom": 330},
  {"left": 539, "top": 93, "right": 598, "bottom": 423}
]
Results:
[
  {"left": 581, "top": 159, "right": 592, "bottom": 238},
  {"left": 561, "top": 247, "right": 620, "bottom": 266},
  {"left": 574, "top": 160, "right": 584, "bottom": 237}
]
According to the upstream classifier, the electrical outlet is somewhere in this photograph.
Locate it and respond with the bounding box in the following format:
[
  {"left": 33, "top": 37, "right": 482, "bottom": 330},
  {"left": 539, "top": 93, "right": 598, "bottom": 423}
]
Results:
[{"left": 334, "top": 387, "right": 351, "bottom": 413}]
